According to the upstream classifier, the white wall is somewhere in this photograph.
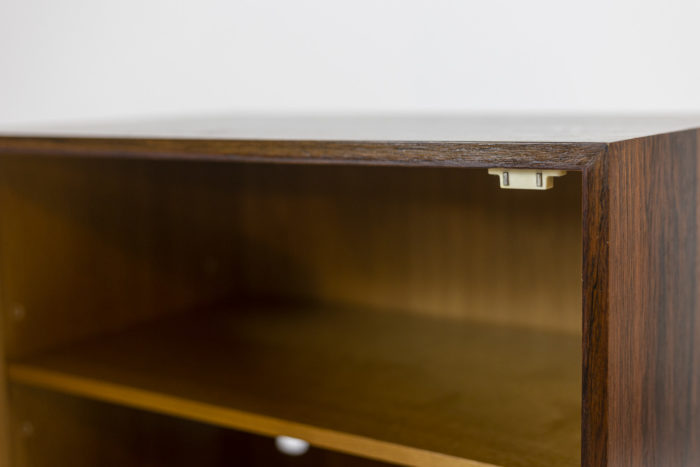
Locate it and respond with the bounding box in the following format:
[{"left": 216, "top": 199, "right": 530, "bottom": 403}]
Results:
[{"left": 1, "top": 0, "right": 699, "bottom": 125}]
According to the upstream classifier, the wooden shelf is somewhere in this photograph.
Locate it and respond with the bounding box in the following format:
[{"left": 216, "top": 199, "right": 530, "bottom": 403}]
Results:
[{"left": 8, "top": 305, "right": 581, "bottom": 467}]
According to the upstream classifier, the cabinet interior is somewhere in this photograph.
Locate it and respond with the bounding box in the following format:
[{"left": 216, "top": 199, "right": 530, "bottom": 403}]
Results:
[{"left": 0, "top": 156, "right": 583, "bottom": 467}]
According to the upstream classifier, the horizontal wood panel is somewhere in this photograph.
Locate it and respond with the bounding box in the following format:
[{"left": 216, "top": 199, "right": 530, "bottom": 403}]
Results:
[
  {"left": 0, "top": 138, "right": 602, "bottom": 168},
  {"left": 10, "top": 386, "right": 392, "bottom": 467},
  {"left": 9, "top": 305, "right": 581, "bottom": 467}
]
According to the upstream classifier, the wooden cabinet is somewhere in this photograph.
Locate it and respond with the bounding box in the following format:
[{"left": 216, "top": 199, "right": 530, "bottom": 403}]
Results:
[{"left": 0, "top": 116, "right": 698, "bottom": 466}]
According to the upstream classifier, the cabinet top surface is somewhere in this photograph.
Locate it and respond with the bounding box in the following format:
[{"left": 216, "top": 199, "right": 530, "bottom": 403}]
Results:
[
  {"left": 2, "top": 115, "right": 699, "bottom": 169},
  {"left": 2, "top": 114, "right": 700, "bottom": 143}
]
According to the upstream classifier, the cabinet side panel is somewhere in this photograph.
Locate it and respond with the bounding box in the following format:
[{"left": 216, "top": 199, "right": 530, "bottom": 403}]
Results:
[
  {"left": 0, "top": 168, "right": 10, "bottom": 467},
  {"left": 0, "top": 323, "right": 8, "bottom": 467},
  {"left": 608, "top": 130, "right": 700, "bottom": 466},
  {"left": 582, "top": 154, "right": 609, "bottom": 467}
]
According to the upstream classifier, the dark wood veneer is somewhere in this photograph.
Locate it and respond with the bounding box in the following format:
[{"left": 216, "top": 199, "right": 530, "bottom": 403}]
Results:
[
  {"left": 581, "top": 129, "right": 700, "bottom": 467},
  {"left": 581, "top": 152, "right": 609, "bottom": 467},
  {"left": 0, "top": 137, "right": 603, "bottom": 169},
  {"left": 606, "top": 130, "right": 700, "bottom": 466}
]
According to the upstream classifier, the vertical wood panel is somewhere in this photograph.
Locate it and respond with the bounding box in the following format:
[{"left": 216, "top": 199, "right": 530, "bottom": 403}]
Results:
[
  {"left": 0, "top": 161, "right": 13, "bottom": 467},
  {"left": 581, "top": 153, "right": 609, "bottom": 467},
  {"left": 226, "top": 164, "right": 582, "bottom": 332},
  {"left": 0, "top": 319, "right": 9, "bottom": 467},
  {"left": 695, "top": 134, "right": 700, "bottom": 465},
  {"left": 608, "top": 130, "right": 700, "bottom": 466}
]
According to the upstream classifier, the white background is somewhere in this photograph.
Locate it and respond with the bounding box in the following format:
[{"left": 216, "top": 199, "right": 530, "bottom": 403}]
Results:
[{"left": 1, "top": 0, "right": 699, "bottom": 125}]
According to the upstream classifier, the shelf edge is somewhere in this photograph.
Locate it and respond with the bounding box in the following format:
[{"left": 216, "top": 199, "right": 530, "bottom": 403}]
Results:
[{"left": 8, "top": 364, "right": 498, "bottom": 467}]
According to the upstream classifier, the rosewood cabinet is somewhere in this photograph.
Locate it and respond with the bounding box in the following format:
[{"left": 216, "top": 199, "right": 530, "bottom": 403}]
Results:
[{"left": 0, "top": 116, "right": 698, "bottom": 466}]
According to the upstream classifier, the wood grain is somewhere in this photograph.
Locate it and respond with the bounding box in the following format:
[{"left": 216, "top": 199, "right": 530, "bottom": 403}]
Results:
[
  {"left": 10, "top": 385, "right": 392, "bottom": 467},
  {"left": 0, "top": 300, "right": 9, "bottom": 467},
  {"left": 0, "top": 158, "right": 583, "bottom": 362},
  {"left": 0, "top": 190, "right": 10, "bottom": 467},
  {"left": 9, "top": 305, "right": 581, "bottom": 467},
  {"left": 221, "top": 164, "right": 582, "bottom": 332},
  {"left": 581, "top": 152, "right": 609, "bottom": 467},
  {"left": 0, "top": 137, "right": 603, "bottom": 169},
  {"left": 0, "top": 157, "right": 248, "bottom": 358},
  {"left": 607, "top": 130, "right": 700, "bottom": 466}
]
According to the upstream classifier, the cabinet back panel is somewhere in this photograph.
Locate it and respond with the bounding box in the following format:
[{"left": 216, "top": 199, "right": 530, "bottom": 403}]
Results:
[{"left": 0, "top": 157, "right": 582, "bottom": 357}]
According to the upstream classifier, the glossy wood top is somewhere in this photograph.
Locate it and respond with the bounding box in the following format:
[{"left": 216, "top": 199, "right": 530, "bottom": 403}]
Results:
[
  {"left": 1, "top": 115, "right": 698, "bottom": 168},
  {"left": 2, "top": 115, "right": 700, "bottom": 143}
]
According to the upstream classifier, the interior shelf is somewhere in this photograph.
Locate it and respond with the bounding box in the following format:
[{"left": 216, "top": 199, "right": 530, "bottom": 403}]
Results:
[{"left": 8, "top": 304, "right": 581, "bottom": 467}]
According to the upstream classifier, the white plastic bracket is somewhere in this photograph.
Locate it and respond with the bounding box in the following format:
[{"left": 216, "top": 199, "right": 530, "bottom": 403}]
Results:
[{"left": 488, "top": 168, "right": 567, "bottom": 190}]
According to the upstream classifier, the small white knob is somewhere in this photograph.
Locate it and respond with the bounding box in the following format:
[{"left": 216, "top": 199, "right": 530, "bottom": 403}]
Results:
[{"left": 275, "top": 436, "right": 310, "bottom": 456}]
